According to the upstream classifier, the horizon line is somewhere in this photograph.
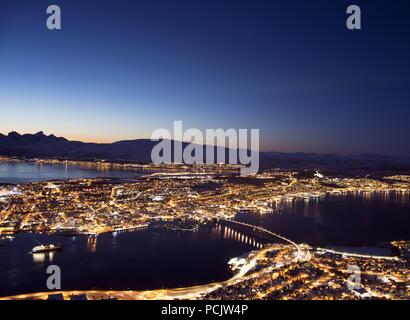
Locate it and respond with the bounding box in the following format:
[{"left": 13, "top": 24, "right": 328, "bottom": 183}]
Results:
[{"left": 1, "top": 130, "right": 408, "bottom": 159}]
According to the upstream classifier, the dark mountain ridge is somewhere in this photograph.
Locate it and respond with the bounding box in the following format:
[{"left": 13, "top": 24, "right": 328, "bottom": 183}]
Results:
[{"left": 1, "top": 131, "right": 410, "bottom": 173}]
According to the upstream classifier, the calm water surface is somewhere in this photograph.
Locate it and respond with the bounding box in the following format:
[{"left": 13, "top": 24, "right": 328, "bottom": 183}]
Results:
[
  {"left": 0, "top": 224, "right": 265, "bottom": 297},
  {"left": 237, "top": 191, "right": 410, "bottom": 246},
  {"left": 0, "top": 162, "right": 142, "bottom": 183}
]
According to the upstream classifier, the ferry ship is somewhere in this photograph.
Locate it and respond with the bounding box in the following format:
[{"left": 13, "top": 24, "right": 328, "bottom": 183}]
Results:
[{"left": 31, "top": 244, "right": 62, "bottom": 254}]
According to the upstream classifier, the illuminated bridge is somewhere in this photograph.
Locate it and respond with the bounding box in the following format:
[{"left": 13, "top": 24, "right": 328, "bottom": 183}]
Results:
[{"left": 217, "top": 218, "right": 305, "bottom": 259}]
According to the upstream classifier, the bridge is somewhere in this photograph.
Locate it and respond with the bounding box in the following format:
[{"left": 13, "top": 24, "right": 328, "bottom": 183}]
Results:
[{"left": 217, "top": 217, "right": 305, "bottom": 259}]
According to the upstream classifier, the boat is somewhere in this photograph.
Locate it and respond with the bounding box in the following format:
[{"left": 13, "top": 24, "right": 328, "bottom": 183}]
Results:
[{"left": 31, "top": 243, "right": 62, "bottom": 254}]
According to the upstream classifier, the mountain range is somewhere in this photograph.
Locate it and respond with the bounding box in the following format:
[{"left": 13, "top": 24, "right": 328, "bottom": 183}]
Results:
[{"left": 1, "top": 131, "right": 410, "bottom": 173}]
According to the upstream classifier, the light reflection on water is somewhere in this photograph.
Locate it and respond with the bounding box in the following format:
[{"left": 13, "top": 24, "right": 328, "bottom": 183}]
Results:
[
  {"left": 0, "top": 162, "right": 144, "bottom": 184},
  {"left": 32, "top": 252, "right": 55, "bottom": 264},
  {"left": 237, "top": 191, "right": 410, "bottom": 246},
  {"left": 0, "top": 223, "right": 270, "bottom": 297}
]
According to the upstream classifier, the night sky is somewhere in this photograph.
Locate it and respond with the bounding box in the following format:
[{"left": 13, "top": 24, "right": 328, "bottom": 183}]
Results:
[{"left": 0, "top": 0, "right": 409, "bottom": 155}]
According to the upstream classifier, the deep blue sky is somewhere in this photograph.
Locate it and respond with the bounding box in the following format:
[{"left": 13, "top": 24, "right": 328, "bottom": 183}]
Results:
[{"left": 0, "top": 0, "right": 409, "bottom": 154}]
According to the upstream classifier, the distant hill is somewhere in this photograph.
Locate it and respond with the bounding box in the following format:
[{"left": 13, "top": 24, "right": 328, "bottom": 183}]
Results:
[
  {"left": 1, "top": 131, "right": 410, "bottom": 173},
  {"left": 0, "top": 131, "right": 156, "bottom": 162},
  {"left": 259, "top": 152, "right": 410, "bottom": 173}
]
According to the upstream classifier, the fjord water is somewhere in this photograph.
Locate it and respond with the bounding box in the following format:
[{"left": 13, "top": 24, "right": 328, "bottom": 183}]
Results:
[
  {"left": 0, "top": 224, "right": 262, "bottom": 297},
  {"left": 237, "top": 191, "right": 410, "bottom": 246},
  {"left": 0, "top": 162, "right": 140, "bottom": 183}
]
